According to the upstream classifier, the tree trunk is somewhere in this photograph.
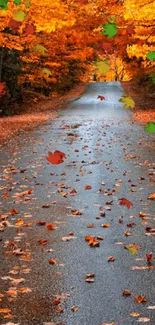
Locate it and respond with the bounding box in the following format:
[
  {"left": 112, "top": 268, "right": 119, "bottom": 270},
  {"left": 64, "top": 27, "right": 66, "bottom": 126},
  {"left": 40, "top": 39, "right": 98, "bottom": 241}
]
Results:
[{"left": 0, "top": 48, "right": 4, "bottom": 83}]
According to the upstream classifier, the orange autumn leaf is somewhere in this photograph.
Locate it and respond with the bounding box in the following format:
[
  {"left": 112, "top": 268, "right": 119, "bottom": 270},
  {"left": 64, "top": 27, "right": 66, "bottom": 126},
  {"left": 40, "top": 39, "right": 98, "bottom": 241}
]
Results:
[
  {"left": 38, "top": 239, "right": 47, "bottom": 245},
  {"left": 46, "top": 224, "right": 56, "bottom": 230},
  {"left": 101, "top": 223, "right": 110, "bottom": 228},
  {"left": 84, "top": 185, "right": 92, "bottom": 190},
  {"left": 122, "top": 290, "right": 132, "bottom": 296},
  {"left": 0, "top": 308, "right": 11, "bottom": 313},
  {"left": 135, "top": 295, "right": 147, "bottom": 304},
  {"left": 46, "top": 150, "right": 66, "bottom": 165},
  {"left": 119, "top": 198, "right": 133, "bottom": 208},
  {"left": 57, "top": 306, "right": 63, "bottom": 313},
  {"left": 49, "top": 258, "right": 57, "bottom": 265}
]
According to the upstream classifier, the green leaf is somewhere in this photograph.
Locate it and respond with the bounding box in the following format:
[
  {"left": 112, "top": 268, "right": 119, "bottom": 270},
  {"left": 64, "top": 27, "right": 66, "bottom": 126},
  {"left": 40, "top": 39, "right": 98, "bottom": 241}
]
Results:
[
  {"left": 119, "top": 95, "right": 135, "bottom": 109},
  {"left": 146, "top": 51, "right": 155, "bottom": 61},
  {"left": 25, "top": 0, "right": 31, "bottom": 8},
  {"left": 14, "top": 0, "right": 21, "bottom": 5},
  {"left": 144, "top": 122, "right": 155, "bottom": 133},
  {"left": 102, "top": 23, "right": 117, "bottom": 38},
  {"left": 0, "top": 0, "right": 9, "bottom": 10},
  {"left": 95, "top": 60, "right": 110, "bottom": 76},
  {"left": 13, "top": 9, "right": 27, "bottom": 22},
  {"left": 150, "top": 73, "right": 155, "bottom": 84},
  {"left": 41, "top": 68, "right": 52, "bottom": 77},
  {"left": 34, "top": 44, "right": 48, "bottom": 55}
]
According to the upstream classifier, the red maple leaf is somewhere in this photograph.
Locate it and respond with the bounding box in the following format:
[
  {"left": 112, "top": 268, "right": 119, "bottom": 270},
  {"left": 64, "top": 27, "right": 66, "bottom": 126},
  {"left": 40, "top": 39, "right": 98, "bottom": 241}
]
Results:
[
  {"left": 0, "top": 82, "right": 6, "bottom": 98},
  {"left": 119, "top": 198, "right": 133, "bottom": 209},
  {"left": 9, "top": 18, "right": 22, "bottom": 31},
  {"left": 101, "top": 42, "right": 113, "bottom": 54},
  {"left": 24, "top": 24, "right": 36, "bottom": 35},
  {"left": 46, "top": 150, "right": 66, "bottom": 165},
  {"left": 98, "top": 95, "right": 105, "bottom": 101}
]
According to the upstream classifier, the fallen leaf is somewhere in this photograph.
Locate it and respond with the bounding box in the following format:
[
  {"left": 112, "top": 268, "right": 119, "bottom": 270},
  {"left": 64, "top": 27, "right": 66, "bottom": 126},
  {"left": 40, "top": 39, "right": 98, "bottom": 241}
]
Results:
[
  {"left": 98, "top": 95, "right": 105, "bottom": 101},
  {"left": 146, "top": 253, "right": 152, "bottom": 263},
  {"left": 122, "top": 290, "right": 132, "bottom": 296},
  {"left": 0, "top": 309, "right": 11, "bottom": 313},
  {"left": 18, "top": 287, "right": 32, "bottom": 294},
  {"left": 85, "top": 278, "right": 95, "bottom": 283},
  {"left": 119, "top": 198, "right": 133, "bottom": 208},
  {"left": 38, "top": 240, "right": 47, "bottom": 245},
  {"left": 147, "top": 306, "right": 155, "bottom": 310},
  {"left": 46, "top": 224, "right": 56, "bottom": 230},
  {"left": 84, "top": 185, "right": 92, "bottom": 190},
  {"left": 37, "top": 221, "right": 46, "bottom": 226},
  {"left": 49, "top": 259, "right": 57, "bottom": 265},
  {"left": 57, "top": 306, "right": 63, "bottom": 313},
  {"left": 71, "top": 305, "right": 78, "bottom": 312},
  {"left": 46, "top": 150, "right": 66, "bottom": 165},
  {"left": 124, "top": 231, "right": 132, "bottom": 236},
  {"left": 148, "top": 193, "right": 155, "bottom": 200},
  {"left": 108, "top": 256, "right": 115, "bottom": 262},
  {"left": 70, "top": 189, "right": 77, "bottom": 196},
  {"left": 130, "top": 312, "right": 140, "bottom": 317},
  {"left": 87, "top": 223, "right": 94, "bottom": 228},
  {"left": 101, "top": 224, "right": 110, "bottom": 228},
  {"left": 137, "top": 317, "right": 150, "bottom": 322},
  {"left": 135, "top": 295, "right": 147, "bottom": 304},
  {"left": 71, "top": 209, "right": 83, "bottom": 215}
]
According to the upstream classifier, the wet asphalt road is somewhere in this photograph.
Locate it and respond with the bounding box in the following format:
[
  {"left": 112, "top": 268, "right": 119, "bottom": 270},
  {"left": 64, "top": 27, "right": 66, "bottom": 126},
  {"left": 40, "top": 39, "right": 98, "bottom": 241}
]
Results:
[{"left": 0, "top": 82, "right": 155, "bottom": 325}]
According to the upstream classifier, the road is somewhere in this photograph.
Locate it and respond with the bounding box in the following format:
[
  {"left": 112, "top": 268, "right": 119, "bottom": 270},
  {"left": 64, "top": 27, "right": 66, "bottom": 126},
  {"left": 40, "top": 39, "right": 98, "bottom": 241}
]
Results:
[{"left": 0, "top": 82, "right": 155, "bottom": 325}]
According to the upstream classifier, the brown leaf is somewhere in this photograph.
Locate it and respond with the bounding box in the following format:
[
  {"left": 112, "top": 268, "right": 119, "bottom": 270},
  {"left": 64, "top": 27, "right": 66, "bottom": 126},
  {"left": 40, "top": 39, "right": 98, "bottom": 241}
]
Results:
[
  {"left": 10, "top": 208, "right": 19, "bottom": 215},
  {"left": 72, "top": 209, "right": 83, "bottom": 215},
  {"left": 42, "top": 204, "right": 50, "bottom": 208},
  {"left": 71, "top": 306, "right": 78, "bottom": 312},
  {"left": 70, "top": 189, "right": 77, "bottom": 196},
  {"left": 38, "top": 240, "right": 47, "bottom": 245},
  {"left": 37, "top": 221, "right": 46, "bottom": 226},
  {"left": 122, "top": 290, "right": 132, "bottom": 296}
]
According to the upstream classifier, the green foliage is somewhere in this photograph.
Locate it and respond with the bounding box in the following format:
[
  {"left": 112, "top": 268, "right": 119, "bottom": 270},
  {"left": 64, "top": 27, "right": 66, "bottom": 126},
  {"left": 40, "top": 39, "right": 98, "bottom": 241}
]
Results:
[{"left": 102, "top": 23, "right": 117, "bottom": 38}]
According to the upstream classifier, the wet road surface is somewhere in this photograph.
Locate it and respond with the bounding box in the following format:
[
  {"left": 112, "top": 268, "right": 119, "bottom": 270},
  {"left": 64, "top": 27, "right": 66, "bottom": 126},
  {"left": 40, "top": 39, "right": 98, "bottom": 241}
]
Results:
[{"left": 0, "top": 82, "right": 155, "bottom": 325}]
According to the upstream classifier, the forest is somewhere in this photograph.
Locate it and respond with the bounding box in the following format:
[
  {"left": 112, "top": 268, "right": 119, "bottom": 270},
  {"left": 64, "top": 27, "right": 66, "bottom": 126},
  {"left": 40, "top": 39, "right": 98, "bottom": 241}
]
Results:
[{"left": 0, "top": 0, "right": 155, "bottom": 116}]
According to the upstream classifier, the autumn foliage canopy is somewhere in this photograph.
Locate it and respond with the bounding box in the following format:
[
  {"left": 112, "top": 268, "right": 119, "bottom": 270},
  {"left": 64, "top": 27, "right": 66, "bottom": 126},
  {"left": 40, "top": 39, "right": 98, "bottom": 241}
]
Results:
[{"left": 0, "top": 0, "right": 155, "bottom": 106}]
